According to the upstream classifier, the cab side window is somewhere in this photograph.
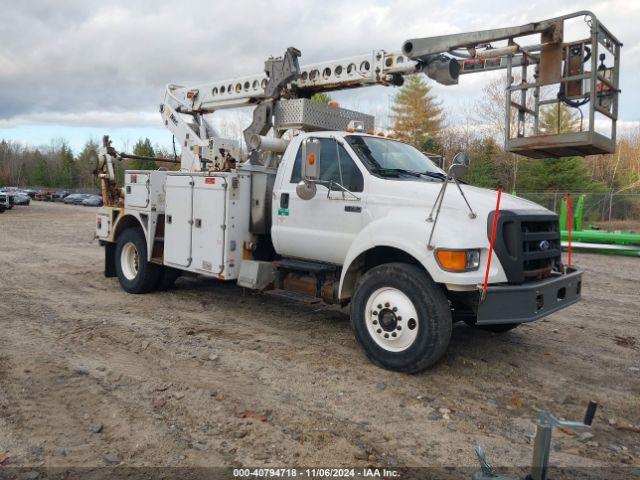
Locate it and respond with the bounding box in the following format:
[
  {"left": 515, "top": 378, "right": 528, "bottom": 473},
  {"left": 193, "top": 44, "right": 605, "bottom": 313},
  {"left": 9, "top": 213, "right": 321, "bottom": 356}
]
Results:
[{"left": 290, "top": 138, "right": 364, "bottom": 192}]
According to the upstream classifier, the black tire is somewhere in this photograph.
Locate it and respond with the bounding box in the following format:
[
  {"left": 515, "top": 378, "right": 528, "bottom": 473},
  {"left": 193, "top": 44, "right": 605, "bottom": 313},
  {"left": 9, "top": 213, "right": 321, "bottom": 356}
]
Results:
[
  {"left": 350, "top": 263, "right": 452, "bottom": 373},
  {"left": 155, "top": 266, "right": 182, "bottom": 291},
  {"left": 464, "top": 321, "right": 520, "bottom": 333},
  {"left": 115, "top": 227, "right": 160, "bottom": 294}
]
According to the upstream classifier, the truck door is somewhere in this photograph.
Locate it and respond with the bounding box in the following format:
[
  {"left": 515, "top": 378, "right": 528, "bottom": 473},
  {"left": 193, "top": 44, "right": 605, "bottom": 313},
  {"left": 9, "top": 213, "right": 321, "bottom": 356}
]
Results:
[{"left": 272, "top": 137, "right": 366, "bottom": 265}]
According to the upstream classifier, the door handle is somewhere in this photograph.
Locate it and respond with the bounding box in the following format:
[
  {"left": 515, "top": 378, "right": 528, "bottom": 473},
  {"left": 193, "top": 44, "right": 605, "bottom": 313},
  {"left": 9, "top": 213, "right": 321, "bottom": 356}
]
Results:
[{"left": 280, "top": 193, "right": 289, "bottom": 209}]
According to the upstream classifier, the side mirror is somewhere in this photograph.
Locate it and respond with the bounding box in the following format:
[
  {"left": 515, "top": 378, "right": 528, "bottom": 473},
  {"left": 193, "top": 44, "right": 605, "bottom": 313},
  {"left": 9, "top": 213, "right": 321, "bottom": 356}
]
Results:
[
  {"left": 296, "top": 138, "right": 321, "bottom": 200},
  {"left": 302, "top": 138, "right": 321, "bottom": 180},
  {"left": 449, "top": 152, "right": 470, "bottom": 179},
  {"left": 296, "top": 180, "right": 317, "bottom": 200}
]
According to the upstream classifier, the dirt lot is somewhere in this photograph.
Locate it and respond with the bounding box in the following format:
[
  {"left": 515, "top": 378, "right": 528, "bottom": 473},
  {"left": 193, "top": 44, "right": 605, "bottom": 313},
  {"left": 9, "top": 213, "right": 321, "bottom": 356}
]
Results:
[{"left": 0, "top": 202, "right": 638, "bottom": 473}]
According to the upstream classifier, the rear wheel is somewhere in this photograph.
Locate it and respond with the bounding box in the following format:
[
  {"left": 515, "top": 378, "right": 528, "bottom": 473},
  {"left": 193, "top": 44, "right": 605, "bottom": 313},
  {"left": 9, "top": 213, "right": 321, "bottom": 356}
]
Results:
[
  {"left": 115, "top": 227, "right": 160, "bottom": 294},
  {"left": 351, "top": 263, "right": 452, "bottom": 373}
]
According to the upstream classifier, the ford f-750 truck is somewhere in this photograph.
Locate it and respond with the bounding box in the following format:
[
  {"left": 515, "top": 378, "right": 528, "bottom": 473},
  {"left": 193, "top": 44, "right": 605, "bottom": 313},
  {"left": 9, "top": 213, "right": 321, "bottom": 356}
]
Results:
[{"left": 94, "top": 11, "right": 620, "bottom": 372}]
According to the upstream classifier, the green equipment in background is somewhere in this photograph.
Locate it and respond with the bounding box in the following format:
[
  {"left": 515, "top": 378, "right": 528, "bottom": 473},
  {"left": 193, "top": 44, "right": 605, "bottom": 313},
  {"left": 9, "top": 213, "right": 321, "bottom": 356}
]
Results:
[{"left": 559, "top": 195, "right": 640, "bottom": 257}]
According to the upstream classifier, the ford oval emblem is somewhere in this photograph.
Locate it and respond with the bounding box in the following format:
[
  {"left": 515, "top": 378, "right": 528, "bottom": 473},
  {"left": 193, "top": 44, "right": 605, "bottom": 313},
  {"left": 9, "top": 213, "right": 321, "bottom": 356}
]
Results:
[{"left": 539, "top": 240, "right": 551, "bottom": 251}]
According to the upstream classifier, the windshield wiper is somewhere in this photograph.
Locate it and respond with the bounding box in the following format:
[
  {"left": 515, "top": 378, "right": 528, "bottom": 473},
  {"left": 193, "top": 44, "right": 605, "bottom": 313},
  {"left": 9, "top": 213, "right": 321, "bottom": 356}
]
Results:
[
  {"left": 372, "top": 168, "right": 421, "bottom": 177},
  {"left": 421, "top": 171, "right": 447, "bottom": 180},
  {"left": 373, "top": 168, "right": 446, "bottom": 181}
]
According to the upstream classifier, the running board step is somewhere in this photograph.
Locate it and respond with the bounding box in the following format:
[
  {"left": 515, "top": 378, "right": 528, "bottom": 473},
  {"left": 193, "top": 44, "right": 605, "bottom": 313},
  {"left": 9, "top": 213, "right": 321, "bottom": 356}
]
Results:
[
  {"left": 265, "top": 289, "right": 322, "bottom": 304},
  {"left": 274, "top": 258, "right": 338, "bottom": 274}
]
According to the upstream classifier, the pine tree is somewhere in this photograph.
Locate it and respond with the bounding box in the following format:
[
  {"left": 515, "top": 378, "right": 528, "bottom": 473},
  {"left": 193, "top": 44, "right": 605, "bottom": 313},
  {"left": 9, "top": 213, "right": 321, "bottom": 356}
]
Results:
[
  {"left": 466, "top": 138, "right": 500, "bottom": 189},
  {"left": 539, "top": 103, "right": 580, "bottom": 134},
  {"left": 56, "top": 143, "right": 78, "bottom": 188},
  {"left": 517, "top": 157, "right": 597, "bottom": 192},
  {"left": 516, "top": 104, "right": 598, "bottom": 192},
  {"left": 77, "top": 140, "right": 99, "bottom": 188},
  {"left": 129, "top": 138, "right": 157, "bottom": 170},
  {"left": 31, "top": 150, "right": 50, "bottom": 187},
  {"left": 391, "top": 75, "right": 443, "bottom": 147}
]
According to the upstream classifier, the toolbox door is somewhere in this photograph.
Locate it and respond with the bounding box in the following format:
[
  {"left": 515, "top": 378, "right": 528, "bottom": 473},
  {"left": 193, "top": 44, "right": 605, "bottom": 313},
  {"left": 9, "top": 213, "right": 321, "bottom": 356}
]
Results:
[
  {"left": 164, "top": 175, "right": 193, "bottom": 267},
  {"left": 124, "top": 172, "right": 150, "bottom": 209},
  {"left": 191, "top": 176, "right": 226, "bottom": 275}
]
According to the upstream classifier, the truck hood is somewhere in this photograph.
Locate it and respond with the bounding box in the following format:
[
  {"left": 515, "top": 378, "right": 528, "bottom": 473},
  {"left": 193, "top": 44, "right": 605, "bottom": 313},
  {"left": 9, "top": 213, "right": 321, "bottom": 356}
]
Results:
[{"left": 368, "top": 178, "right": 552, "bottom": 217}]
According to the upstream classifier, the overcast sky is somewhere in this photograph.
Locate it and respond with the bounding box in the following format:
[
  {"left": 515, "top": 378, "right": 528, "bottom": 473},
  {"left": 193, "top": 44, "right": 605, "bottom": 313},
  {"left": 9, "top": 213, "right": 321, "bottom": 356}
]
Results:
[{"left": 0, "top": 0, "right": 638, "bottom": 153}]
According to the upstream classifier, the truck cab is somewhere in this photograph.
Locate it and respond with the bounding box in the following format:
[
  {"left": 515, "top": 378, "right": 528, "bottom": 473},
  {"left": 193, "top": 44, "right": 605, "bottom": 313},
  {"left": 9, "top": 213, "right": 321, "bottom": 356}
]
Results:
[{"left": 270, "top": 131, "right": 580, "bottom": 361}]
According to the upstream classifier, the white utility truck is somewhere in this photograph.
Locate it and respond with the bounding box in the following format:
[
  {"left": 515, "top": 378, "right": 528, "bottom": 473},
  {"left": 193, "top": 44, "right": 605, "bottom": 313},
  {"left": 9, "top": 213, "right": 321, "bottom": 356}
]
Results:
[{"left": 95, "top": 11, "right": 621, "bottom": 372}]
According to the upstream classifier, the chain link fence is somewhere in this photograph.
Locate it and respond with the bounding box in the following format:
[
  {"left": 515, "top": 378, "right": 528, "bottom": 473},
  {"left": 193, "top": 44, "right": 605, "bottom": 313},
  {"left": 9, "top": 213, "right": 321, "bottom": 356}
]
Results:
[{"left": 517, "top": 192, "right": 640, "bottom": 230}]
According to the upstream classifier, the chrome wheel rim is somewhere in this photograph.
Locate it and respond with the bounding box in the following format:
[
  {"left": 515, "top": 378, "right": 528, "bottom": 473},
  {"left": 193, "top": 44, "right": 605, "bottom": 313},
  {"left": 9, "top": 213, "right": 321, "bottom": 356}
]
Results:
[{"left": 365, "top": 287, "right": 419, "bottom": 352}]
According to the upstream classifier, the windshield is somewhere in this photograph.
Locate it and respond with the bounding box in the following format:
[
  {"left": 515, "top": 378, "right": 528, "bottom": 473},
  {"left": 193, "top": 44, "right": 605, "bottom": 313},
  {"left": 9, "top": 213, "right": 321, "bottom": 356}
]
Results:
[{"left": 345, "top": 135, "right": 445, "bottom": 178}]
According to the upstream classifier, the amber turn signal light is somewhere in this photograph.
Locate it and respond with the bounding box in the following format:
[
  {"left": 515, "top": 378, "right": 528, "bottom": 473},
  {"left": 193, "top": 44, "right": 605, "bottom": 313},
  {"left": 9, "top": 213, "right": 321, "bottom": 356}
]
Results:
[{"left": 435, "top": 249, "right": 480, "bottom": 272}]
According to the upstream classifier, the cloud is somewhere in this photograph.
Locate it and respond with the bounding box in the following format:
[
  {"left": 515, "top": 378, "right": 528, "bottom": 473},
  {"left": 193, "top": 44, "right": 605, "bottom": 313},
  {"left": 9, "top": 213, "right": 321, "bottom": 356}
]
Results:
[
  {"left": 0, "top": 0, "right": 638, "bottom": 134},
  {"left": 0, "top": 111, "right": 159, "bottom": 129}
]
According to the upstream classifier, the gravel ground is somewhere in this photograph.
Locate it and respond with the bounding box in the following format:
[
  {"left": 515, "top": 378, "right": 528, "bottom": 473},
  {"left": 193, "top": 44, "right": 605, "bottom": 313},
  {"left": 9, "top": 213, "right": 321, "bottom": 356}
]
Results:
[{"left": 0, "top": 202, "right": 638, "bottom": 474}]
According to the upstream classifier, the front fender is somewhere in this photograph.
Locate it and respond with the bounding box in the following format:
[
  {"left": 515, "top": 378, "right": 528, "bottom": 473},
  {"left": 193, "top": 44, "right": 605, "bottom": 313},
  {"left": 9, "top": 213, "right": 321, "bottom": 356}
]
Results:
[
  {"left": 338, "top": 215, "right": 507, "bottom": 299},
  {"left": 339, "top": 217, "right": 431, "bottom": 299}
]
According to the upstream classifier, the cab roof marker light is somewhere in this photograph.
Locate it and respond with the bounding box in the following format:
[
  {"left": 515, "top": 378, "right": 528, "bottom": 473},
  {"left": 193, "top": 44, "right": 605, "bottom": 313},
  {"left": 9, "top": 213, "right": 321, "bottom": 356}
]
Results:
[{"left": 347, "top": 120, "right": 364, "bottom": 132}]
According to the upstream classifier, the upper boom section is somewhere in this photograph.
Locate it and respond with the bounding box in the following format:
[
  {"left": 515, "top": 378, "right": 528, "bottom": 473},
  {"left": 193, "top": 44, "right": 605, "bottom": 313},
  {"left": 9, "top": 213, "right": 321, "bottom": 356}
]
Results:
[
  {"left": 166, "top": 50, "right": 420, "bottom": 113},
  {"left": 167, "top": 11, "right": 608, "bottom": 113},
  {"left": 166, "top": 11, "right": 618, "bottom": 114},
  {"left": 159, "top": 10, "right": 620, "bottom": 170}
]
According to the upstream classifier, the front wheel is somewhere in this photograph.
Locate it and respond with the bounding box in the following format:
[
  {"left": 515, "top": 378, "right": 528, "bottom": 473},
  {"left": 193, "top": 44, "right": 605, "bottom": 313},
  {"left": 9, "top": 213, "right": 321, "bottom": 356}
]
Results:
[
  {"left": 115, "top": 227, "right": 160, "bottom": 294},
  {"left": 351, "top": 263, "right": 452, "bottom": 373}
]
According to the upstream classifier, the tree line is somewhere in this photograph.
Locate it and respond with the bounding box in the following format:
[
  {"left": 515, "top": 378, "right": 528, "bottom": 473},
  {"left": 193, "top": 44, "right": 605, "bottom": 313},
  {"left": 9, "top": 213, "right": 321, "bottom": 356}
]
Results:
[{"left": 0, "top": 138, "right": 174, "bottom": 190}]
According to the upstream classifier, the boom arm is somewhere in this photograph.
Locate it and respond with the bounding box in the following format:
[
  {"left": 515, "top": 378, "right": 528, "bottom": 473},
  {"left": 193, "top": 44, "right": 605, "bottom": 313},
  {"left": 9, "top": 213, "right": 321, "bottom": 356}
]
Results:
[
  {"left": 165, "top": 12, "right": 585, "bottom": 114},
  {"left": 162, "top": 47, "right": 513, "bottom": 171},
  {"left": 159, "top": 10, "right": 620, "bottom": 171}
]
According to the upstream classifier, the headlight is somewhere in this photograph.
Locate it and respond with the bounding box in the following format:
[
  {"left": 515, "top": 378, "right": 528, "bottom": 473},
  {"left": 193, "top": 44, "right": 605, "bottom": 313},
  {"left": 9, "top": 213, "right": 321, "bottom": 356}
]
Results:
[{"left": 435, "top": 249, "right": 480, "bottom": 272}]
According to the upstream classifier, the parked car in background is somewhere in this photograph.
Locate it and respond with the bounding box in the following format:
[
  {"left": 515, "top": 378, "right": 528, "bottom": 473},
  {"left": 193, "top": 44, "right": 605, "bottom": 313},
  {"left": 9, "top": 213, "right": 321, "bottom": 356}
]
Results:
[
  {"left": 82, "top": 195, "right": 103, "bottom": 207},
  {"left": 35, "top": 190, "right": 53, "bottom": 201},
  {"left": 11, "top": 193, "right": 31, "bottom": 206},
  {"left": 21, "top": 189, "right": 37, "bottom": 199},
  {"left": 0, "top": 193, "right": 9, "bottom": 212},
  {"left": 0, "top": 193, "right": 15, "bottom": 209},
  {"left": 64, "top": 193, "right": 92, "bottom": 205},
  {"left": 0, "top": 189, "right": 31, "bottom": 206},
  {"left": 52, "top": 190, "right": 71, "bottom": 202}
]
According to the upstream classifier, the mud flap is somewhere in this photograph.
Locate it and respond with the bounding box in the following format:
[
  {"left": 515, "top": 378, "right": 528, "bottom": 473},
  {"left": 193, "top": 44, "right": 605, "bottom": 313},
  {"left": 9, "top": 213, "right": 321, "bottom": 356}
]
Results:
[{"left": 104, "top": 242, "right": 117, "bottom": 278}]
